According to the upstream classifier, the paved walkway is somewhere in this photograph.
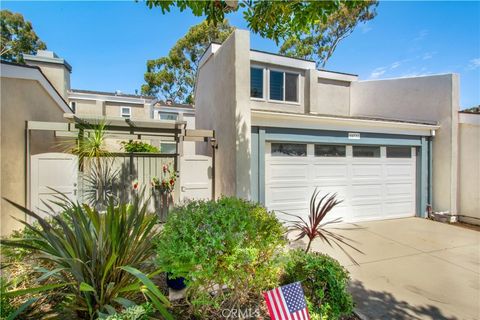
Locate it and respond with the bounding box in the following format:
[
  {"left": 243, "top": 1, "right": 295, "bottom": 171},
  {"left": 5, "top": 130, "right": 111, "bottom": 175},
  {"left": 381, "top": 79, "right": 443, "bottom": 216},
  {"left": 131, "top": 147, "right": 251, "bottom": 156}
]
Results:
[{"left": 303, "top": 218, "right": 480, "bottom": 320}]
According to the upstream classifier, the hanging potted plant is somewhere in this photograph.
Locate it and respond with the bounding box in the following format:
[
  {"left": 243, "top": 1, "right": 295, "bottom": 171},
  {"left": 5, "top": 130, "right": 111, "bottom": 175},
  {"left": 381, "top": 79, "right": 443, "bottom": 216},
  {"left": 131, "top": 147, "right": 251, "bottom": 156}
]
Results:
[{"left": 151, "top": 163, "right": 176, "bottom": 221}]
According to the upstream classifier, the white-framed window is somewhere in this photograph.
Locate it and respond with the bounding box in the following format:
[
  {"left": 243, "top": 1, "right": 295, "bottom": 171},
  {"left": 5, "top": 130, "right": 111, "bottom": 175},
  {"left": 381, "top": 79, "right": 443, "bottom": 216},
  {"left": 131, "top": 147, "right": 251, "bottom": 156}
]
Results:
[
  {"left": 70, "top": 101, "right": 76, "bottom": 113},
  {"left": 159, "top": 112, "right": 178, "bottom": 121},
  {"left": 120, "top": 107, "right": 131, "bottom": 118},
  {"left": 269, "top": 69, "right": 299, "bottom": 103}
]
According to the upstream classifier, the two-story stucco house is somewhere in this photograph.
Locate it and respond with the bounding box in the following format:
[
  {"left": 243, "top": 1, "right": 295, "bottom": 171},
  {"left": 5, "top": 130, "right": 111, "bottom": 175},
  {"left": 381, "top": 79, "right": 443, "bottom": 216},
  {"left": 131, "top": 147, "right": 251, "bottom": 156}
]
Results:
[{"left": 195, "top": 29, "right": 478, "bottom": 224}]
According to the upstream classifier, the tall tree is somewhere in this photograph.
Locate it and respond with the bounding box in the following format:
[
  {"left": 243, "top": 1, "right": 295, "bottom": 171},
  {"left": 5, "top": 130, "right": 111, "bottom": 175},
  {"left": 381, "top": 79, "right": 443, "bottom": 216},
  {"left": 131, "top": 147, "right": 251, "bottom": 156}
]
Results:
[
  {"left": 279, "top": 1, "right": 378, "bottom": 68},
  {"left": 142, "top": 20, "right": 234, "bottom": 103},
  {"left": 145, "top": 1, "right": 365, "bottom": 43},
  {"left": 0, "top": 10, "right": 46, "bottom": 63}
]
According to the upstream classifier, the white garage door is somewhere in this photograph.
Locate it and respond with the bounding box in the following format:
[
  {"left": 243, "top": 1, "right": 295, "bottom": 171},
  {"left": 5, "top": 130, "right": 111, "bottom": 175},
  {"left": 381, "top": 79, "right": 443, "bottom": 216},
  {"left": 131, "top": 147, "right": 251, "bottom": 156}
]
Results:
[{"left": 265, "top": 143, "right": 416, "bottom": 223}]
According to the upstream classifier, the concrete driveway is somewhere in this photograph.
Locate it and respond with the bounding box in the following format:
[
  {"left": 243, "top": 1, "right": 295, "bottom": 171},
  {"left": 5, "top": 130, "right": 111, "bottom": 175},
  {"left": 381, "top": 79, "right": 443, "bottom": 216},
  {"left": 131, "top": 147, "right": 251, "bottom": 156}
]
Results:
[{"left": 305, "top": 218, "right": 480, "bottom": 320}]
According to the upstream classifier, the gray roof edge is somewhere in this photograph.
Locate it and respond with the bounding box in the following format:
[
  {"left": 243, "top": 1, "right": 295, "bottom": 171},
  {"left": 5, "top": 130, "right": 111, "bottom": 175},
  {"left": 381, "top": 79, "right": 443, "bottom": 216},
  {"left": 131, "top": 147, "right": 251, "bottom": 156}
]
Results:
[
  {"left": 23, "top": 53, "right": 73, "bottom": 72},
  {"left": 252, "top": 109, "right": 439, "bottom": 126}
]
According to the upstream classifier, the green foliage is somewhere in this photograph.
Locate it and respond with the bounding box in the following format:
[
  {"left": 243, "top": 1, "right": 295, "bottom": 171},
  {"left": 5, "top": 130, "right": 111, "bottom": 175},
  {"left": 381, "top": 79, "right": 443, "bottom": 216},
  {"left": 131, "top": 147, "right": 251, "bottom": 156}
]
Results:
[
  {"left": 1, "top": 214, "right": 72, "bottom": 319},
  {"left": 145, "top": 1, "right": 366, "bottom": 43},
  {"left": 121, "top": 141, "right": 159, "bottom": 153},
  {"left": 279, "top": 1, "right": 378, "bottom": 68},
  {"left": 141, "top": 19, "right": 234, "bottom": 103},
  {"left": 155, "top": 197, "right": 286, "bottom": 317},
  {"left": 1, "top": 194, "right": 170, "bottom": 319},
  {"left": 71, "top": 120, "right": 110, "bottom": 163},
  {"left": 0, "top": 10, "right": 47, "bottom": 63},
  {"left": 282, "top": 250, "right": 354, "bottom": 320},
  {"left": 101, "top": 303, "right": 153, "bottom": 320},
  {"left": 1, "top": 277, "right": 15, "bottom": 320}
]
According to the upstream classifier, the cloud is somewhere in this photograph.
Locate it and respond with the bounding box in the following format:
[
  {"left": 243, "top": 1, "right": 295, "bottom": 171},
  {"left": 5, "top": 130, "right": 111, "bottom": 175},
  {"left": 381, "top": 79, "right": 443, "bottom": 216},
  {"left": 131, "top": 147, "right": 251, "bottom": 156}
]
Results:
[
  {"left": 369, "top": 67, "right": 387, "bottom": 79},
  {"left": 422, "top": 52, "right": 436, "bottom": 60},
  {"left": 467, "top": 58, "right": 480, "bottom": 70},
  {"left": 369, "top": 61, "right": 405, "bottom": 79},
  {"left": 360, "top": 23, "right": 373, "bottom": 34},
  {"left": 390, "top": 61, "right": 401, "bottom": 69},
  {"left": 414, "top": 29, "right": 429, "bottom": 41}
]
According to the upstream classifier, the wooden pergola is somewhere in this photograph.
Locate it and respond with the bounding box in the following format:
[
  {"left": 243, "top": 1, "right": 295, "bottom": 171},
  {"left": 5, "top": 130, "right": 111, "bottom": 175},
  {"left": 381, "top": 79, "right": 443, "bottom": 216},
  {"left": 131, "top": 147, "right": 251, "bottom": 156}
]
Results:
[{"left": 25, "top": 114, "right": 216, "bottom": 209}]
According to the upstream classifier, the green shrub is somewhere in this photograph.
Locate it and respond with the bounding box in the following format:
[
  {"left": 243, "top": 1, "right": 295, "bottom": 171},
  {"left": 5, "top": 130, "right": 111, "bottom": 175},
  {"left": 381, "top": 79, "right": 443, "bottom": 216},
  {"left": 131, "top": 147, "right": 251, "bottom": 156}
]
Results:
[
  {"left": 1, "top": 194, "right": 171, "bottom": 319},
  {"left": 156, "top": 197, "right": 286, "bottom": 317},
  {"left": 121, "top": 141, "right": 159, "bottom": 153},
  {"left": 101, "top": 303, "right": 153, "bottom": 320},
  {"left": 0, "top": 277, "right": 15, "bottom": 320},
  {"left": 282, "top": 250, "right": 354, "bottom": 320}
]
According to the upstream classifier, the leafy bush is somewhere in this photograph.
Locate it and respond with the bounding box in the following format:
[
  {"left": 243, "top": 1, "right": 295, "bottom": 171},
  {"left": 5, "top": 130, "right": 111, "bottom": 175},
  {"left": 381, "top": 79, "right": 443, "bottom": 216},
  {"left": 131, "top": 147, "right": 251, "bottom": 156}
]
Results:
[
  {"left": 101, "top": 303, "right": 153, "bottom": 320},
  {"left": 121, "top": 141, "right": 159, "bottom": 153},
  {"left": 156, "top": 197, "right": 286, "bottom": 318},
  {"left": 1, "top": 194, "right": 171, "bottom": 319},
  {"left": 1, "top": 214, "right": 72, "bottom": 318},
  {"left": 282, "top": 250, "right": 354, "bottom": 320},
  {"left": 0, "top": 277, "right": 15, "bottom": 319}
]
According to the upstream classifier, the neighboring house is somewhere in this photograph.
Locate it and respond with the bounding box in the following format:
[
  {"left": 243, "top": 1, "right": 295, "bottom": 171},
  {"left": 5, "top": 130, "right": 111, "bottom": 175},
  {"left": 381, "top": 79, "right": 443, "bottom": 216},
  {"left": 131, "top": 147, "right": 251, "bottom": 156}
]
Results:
[
  {"left": 23, "top": 50, "right": 196, "bottom": 154},
  {"left": 195, "top": 29, "right": 477, "bottom": 224},
  {"left": 0, "top": 61, "right": 72, "bottom": 236},
  {"left": 152, "top": 100, "right": 196, "bottom": 154},
  {"left": 458, "top": 108, "right": 480, "bottom": 225},
  {"left": 69, "top": 89, "right": 154, "bottom": 120}
]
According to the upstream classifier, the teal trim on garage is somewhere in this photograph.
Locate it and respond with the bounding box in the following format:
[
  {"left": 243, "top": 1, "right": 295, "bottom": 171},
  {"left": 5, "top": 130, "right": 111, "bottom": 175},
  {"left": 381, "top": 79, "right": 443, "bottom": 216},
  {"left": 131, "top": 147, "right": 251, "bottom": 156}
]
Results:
[
  {"left": 265, "top": 127, "right": 422, "bottom": 146},
  {"left": 428, "top": 137, "right": 433, "bottom": 207},
  {"left": 251, "top": 127, "right": 259, "bottom": 202},
  {"left": 251, "top": 126, "right": 431, "bottom": 214},
  {"left": 258, "top": 128, "right": 266, "bottom": 205},
  {"left": 418, "top": 137, "right": 429, "bottom": 217}
]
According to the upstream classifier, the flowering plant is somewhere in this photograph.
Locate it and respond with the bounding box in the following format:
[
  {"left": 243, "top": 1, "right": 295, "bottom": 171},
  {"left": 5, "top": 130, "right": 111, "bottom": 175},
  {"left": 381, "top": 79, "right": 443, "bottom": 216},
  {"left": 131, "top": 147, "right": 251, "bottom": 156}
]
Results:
[{"left": 152, "top": 163, "right": 176, "bottom": 194}]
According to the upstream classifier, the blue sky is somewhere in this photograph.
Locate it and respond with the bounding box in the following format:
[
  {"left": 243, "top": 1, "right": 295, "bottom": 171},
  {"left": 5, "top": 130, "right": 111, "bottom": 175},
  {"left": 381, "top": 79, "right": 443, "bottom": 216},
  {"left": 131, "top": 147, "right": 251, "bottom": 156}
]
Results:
[{"left": 2, "top": 1, "right": 479, "bottom": 108}]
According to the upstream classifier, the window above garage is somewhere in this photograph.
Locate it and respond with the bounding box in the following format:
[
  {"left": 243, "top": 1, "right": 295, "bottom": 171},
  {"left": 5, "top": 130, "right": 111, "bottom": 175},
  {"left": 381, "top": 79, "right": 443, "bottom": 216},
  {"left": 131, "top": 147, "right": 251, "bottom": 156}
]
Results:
[
  {"left": 250, "top": 66, "right": 300, "bottom": 103},
  {"left": 269, "top": 70, "right": 299, "bottom": 103},
  {"left": 250, "top": 67, "right": 264, "bottom": 98}
]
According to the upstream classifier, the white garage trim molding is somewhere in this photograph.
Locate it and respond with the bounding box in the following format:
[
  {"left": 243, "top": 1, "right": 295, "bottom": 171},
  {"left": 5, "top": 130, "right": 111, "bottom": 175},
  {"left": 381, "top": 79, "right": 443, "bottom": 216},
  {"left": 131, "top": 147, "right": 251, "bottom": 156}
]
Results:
[{"left": 251, "top": 126, "right": 434, "bottom": 223}]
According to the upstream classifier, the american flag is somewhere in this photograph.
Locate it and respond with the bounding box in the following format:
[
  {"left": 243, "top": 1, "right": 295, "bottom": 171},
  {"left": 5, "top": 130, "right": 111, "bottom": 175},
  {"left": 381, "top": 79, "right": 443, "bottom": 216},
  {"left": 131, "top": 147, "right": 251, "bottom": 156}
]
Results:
[{"left": 263, "top": 282, "right": 311, "bottom": 320}]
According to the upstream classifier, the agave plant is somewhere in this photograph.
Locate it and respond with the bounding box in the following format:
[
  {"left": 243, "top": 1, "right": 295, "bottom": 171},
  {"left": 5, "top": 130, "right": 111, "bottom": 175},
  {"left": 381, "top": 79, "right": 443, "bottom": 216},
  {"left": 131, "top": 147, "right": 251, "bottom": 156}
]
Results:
[
  {"left": 283, "top": 188, "right": 362, "bottom": 263},
  {"left": 83, "top": 158, "right": 119, "bottom": 210},
  {"left": 1, "top": 194, "right": 172, "bottom": 319}
]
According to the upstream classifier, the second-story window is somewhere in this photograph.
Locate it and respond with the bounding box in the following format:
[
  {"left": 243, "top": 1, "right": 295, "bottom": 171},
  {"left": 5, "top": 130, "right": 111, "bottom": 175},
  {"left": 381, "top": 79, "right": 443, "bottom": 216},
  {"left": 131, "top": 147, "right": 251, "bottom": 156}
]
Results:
[
  {"left": 120, "top": 107, "right": 131, "bottom": 118},
  {"left": 269, "top": 70, "right": 299, "bottom": 103},
  {"left": 250, "top": 67, "right": 264, "bottom": 98},
  {"left": 159, "top": 112, "right": 178, "bottom": 121},
  {"left": 70, "top": 101, "right": 76, "bottom": 113}
]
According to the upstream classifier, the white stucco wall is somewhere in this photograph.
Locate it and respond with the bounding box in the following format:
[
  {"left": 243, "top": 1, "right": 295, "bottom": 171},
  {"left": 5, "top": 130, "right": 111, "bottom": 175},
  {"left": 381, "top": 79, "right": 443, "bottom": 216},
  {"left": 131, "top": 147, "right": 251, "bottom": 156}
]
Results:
[
  {"left": 458, "top": 113, "right": 480, "bottom": 225},
  {"left": 195, "top": 30, "right": 251, "bottom": 198},
  {"left": 350, "top": 74, "right": 460, "bottom": 214},
  {"left": 309, "top": 73, "right": 352, "bottom": 116},
  {"left": 24, "top": 60, "right": 71, "bottom": 100}
]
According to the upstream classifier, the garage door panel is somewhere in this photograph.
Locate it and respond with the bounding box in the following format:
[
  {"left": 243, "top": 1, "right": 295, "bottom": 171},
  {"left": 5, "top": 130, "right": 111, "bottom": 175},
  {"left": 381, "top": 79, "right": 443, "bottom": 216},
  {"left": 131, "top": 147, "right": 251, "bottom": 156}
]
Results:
[
  {"left": 265, "top": 143, "right": 416, "bottom": 223},
  {"left": 385, "top": 182, "right": 414, "bottom": 196},
  {"left": 351, "top": 164, "right": 383, "bottom": 178},
  {"left": 268, "top": 163, "right": 309, "bottom": 182},
  {"left": 385, "top": 164, "right": 414, "bottom": 178},
  {"left": 312, "top": 164, "right": 348, "bottom": 178},
  {"left": 350, "top": 204, "right": 384, "bottom": 219},
  {"left": 384, "top": 202, "right": 415, "bottom": 216},
  {"left": 267, "top": 186, "right": 309, "bottom": 206}
]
